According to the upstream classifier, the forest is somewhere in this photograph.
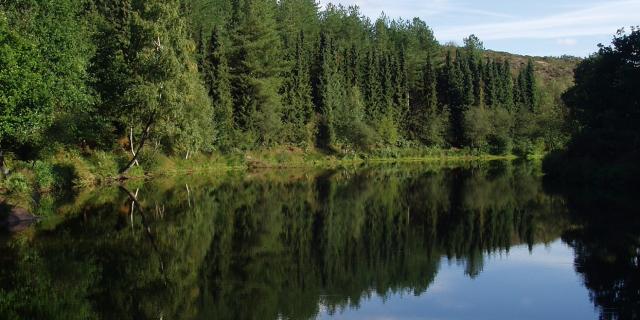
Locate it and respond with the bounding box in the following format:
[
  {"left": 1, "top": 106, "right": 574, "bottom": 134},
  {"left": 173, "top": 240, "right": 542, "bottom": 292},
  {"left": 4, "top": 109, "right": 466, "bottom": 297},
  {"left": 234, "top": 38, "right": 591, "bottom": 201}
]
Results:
[{"left": 0, "top": 0, "right": 575, "bottom": 190}]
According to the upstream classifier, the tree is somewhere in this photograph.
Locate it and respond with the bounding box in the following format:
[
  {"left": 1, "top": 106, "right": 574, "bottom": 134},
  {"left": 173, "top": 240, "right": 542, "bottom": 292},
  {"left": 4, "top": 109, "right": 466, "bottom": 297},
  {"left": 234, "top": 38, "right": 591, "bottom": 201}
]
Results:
[
  {"left": 203, "top": 27, "right": 235, "bottom": 150},
  {"left": 409, "top": 54, "right": 443, "bottom": 145},
  {"left": 523, "top": 59, "right": 537, "bottom": 111},
  {"left": 561, "top": 28, "right": 640, "bottom": 162},
  {"left": 228, "top": 0, "right": 285, "bottom": 146},
  {"left": 1, "top": 0, "right": 93, "bottom": 171},
  {"left": 120, "top": 0, "right": 213, "bottom": 172},
  {"left": 316, "top": 34, "right": 344, "bottom": 149},
  {"left": 281, "top": 31, "right": 314, "bottom": 146}
]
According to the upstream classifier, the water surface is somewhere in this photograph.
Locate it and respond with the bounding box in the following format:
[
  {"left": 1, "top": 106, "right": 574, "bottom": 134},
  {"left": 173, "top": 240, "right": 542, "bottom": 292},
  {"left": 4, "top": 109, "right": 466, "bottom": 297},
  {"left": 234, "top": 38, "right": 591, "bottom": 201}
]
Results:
[{"left": 0, "top": 162, "right": 637, "bottom": 319}]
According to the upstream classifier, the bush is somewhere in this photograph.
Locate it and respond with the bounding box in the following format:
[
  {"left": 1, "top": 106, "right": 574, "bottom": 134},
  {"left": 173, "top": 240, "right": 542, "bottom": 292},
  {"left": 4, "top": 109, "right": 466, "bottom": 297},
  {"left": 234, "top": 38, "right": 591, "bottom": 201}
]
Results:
[
  {"left": 490, "top": 134, "right": 513, "bottom": 155},
  {"left": 4, "top": 173, "right": 31, "bottom": 194},
  {"left": 377, "top": 115, "right": 400, "bottom": 146},
  {"left": 348, "top": 122, "right": 379, "bottom": 151},
  {"left": 463, "top": 107, "right": 492, "bottom": 149},
  {"left": 87, "top": 151, "right": 120, "bottom": 181},
  {"left": 33, "top": 161, "right": 56, "bottom": 190}
]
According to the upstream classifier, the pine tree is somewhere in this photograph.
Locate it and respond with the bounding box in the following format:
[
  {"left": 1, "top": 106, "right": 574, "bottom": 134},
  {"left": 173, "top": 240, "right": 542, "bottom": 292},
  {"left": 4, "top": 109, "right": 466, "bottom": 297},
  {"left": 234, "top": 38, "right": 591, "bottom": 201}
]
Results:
[
  {"left": 380, "top": 52, "right": 395, "bottom": 117},
  {"left": 524, "top": 59, "right": 537, "bottom": 111},
  {"left": 228, "top": 0, "right": 285, "bottom": 146},
  {"left": 448, "top": 50, "right": 466, "bottom": 146},
  {"left": 203, "top": 26, "right": 234, "bottom": 150},
  {"left": 500, "top": 60, "right": 515, "bottom": 110},
  {"left": 484, "top": 59, "right": 497, "bottom": 107},
  {"left": 393, "top": 48, "right": 410, "bottom": 123},
  {"left": 409, "top": 53, "right": 441, "bottom": 143},
  {"left": 281, "top": 31, "right": 314, "bottom": 145},
  {"left": 363, "top": 48, "right": 383, "bottom": 121},
  {"left": 316, "top": 34, "right": 344, "bottom": 149}
]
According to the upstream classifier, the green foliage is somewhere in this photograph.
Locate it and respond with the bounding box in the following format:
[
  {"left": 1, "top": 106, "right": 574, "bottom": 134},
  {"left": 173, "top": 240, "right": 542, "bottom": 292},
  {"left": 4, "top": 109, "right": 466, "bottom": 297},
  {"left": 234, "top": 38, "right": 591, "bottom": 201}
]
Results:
[
  {"left": 544, "top": 27, "right": 640, "bottom": 184},
  {"left": 229, "top": 0, "right": 285, "bottom": 146},
  {"left": 3, "top": 172, "right": 31, "bottom": 194},
  {"left": 0, "top": 0, "right": 574, "bottom": 172},
  {"left": 203, "top": 27, "right": 235, "bottom": 150},
  {"left": 33, "top": 161, "right": 56, "bottom": 190},
  {"left": 463, "top": 107, "right": 492, "bottom": 149}
]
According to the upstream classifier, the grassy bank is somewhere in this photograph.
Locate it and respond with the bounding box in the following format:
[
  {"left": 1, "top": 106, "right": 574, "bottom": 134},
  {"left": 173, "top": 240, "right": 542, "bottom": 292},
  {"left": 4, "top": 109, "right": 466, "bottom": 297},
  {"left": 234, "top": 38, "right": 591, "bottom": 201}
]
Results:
[{"left": 0, "top": 146, "right": 520, "bottom": 211}]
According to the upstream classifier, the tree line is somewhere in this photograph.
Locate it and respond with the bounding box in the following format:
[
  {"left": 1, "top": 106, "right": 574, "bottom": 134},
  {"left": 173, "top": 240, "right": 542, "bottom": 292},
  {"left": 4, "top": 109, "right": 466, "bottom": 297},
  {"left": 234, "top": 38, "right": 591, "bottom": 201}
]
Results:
[{"left": 1, "top": 0, "right": 568, "bottom": 173}]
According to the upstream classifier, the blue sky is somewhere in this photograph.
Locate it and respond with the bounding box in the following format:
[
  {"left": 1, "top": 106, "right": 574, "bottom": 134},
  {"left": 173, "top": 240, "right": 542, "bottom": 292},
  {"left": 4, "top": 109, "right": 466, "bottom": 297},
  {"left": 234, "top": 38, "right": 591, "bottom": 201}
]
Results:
[{"left": 318, "top": 0, "right": 640, "bottom": 57}]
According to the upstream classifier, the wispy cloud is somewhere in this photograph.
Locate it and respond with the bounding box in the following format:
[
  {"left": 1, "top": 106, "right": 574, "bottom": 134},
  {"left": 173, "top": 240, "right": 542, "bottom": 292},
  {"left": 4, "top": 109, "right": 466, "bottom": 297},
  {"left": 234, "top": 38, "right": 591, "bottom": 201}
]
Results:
[
  {"left": 435, "top": 0, "right": 640, "bottom": 41},
  {"left": 319, "top": 0, "right": 513, "bottom": 19},
  {"left": 556, "top": 38, "right": 578, "bottom": 46}
]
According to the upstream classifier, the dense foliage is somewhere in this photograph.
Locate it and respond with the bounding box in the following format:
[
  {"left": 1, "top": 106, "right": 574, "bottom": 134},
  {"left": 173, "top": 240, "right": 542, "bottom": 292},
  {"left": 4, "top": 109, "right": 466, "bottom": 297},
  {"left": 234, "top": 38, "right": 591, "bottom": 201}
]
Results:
[
  {"left": 544, "top": 27, "right": 640, "bottom": 184},
  {"left": 0, "top": 0, "right": 572, "bottom": 175}
]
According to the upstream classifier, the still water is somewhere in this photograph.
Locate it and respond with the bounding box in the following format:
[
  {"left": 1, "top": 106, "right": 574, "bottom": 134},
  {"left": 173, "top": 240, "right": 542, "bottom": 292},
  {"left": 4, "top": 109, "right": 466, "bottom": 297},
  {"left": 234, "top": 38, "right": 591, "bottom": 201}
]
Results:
[{"left": 0, "top": 161, "right": 638, "bottom": 320}]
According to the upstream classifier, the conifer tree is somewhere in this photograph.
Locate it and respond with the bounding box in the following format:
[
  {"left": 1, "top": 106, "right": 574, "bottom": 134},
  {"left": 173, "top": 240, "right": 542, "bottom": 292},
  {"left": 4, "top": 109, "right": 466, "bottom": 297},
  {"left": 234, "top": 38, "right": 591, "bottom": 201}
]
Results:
[
  {"left": 228, "top": 0, "right": 285, "bottom": 145},
  {"left": 500, "top": 60, "right": 515, "bottom": 110},
  {"left": 524, "top": 59, "right": 537, "bottom": 111},
  {"left": 203, "top": 26, "right": 234, "bottom": 150},
  {"left": 316, "top": 34, "right": 344, "bottom": 148},
  {"left": 448, "top": 50, "right": 467, "bottom": 146},
  {"left": 282, "top": 31, "right": 314, "bottom": 145},
  {"left": 363, "top": 49, "right": 383, "bottom": 121}
]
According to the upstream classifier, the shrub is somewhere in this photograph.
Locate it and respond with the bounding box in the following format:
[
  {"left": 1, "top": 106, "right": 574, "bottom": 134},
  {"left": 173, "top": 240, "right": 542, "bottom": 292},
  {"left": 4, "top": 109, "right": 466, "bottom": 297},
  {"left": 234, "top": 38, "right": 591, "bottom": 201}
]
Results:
[
  {"left": 377, "top": 115, "right": 400, "bottom": 146},
  {"left": 87, "top": 151, "right": 119, "bottom": 181},
  {"left": 4, "top": 173, "right": 31, "bottom": 194},
  {"left": 33, "top": 161, "right": 56, "bottom": 190},
  {"left": 463, "top": 107, "right": 492, "bottom": 149}
]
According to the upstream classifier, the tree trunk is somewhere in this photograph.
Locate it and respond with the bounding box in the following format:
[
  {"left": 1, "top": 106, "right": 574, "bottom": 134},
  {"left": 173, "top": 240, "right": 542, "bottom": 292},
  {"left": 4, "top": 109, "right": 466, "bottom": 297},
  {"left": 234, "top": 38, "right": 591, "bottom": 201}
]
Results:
[
  {"left": 0, "top": 149, "right": 7, "bottom": 178},
  {"left": 130, "top": 127, "right": 139, "bottom": 167},
  {"left": 120, "top": 116, "right": 155, "bottom": 175}
]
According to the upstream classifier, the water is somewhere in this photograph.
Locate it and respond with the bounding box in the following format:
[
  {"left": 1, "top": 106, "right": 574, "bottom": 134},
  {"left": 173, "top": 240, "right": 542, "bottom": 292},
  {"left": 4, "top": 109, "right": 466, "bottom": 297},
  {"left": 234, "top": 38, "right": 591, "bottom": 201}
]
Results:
[{"left": 0, "top": 161, "right": 638, "bottom": 320}]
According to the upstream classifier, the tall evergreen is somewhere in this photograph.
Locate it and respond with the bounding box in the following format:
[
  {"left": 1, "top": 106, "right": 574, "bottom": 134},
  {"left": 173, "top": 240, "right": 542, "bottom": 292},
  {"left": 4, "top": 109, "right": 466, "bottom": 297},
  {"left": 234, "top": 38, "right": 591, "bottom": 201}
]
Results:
[
  {"left": 523, "top": 59, "right": 537, "bottom": 111},
  {"left": 282, "top": 31, "right": 314, "bottom": 145},
  {"left": 363, "top": 49, "right": 383, "bottom": 121},
  {"left": 500, "top": 61, "right": 515, "bottom": 110},
  {"left": 228, "top": 0, "right": 284, "bottom": 146},
  {"left": 203, "top": 27, "right": 234, "bottom": 150},
  {"left": 316, "top": 34, "right": 343, "bottom": 149}
]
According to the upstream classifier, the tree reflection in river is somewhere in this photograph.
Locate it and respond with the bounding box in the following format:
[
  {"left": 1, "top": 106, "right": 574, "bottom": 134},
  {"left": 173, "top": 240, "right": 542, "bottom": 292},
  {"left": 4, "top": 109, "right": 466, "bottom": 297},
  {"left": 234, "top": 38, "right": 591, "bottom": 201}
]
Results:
[{"left": 0, "top": 161, "right": 636, "bottom": 320}]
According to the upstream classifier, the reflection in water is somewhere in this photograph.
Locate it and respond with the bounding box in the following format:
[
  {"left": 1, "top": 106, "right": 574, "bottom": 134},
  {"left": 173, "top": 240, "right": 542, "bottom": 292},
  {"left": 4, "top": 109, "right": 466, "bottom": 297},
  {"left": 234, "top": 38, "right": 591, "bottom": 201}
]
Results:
[
  {"left": 319, "top": 240, "right": 596, "bottom": 320},
  {"left": 0, "top": 161, "right": 636, "bottom": 320},
  {"left": 555, "top": 187, "right": 640, "bottom": 320}
]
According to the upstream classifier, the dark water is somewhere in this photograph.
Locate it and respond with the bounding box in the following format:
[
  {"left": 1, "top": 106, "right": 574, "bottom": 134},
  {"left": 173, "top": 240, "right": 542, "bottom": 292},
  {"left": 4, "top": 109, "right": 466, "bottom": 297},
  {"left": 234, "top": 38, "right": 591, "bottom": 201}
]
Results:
[{"left": 0, "top": 162, "right": 638, "bottom": 320}]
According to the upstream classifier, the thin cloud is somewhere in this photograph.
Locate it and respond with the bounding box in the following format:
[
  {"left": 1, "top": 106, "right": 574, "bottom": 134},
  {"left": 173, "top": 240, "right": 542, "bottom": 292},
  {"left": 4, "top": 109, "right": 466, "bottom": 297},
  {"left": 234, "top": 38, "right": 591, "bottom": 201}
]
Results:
[
  {"left": 556, "top": 38, "right": 578, "bottom": 46},
  {"left": 318, "top": 0, "right": 513, "bottom": 19},
  {"left": 436, "top": 0, "right": 640, "bottom": 41}
]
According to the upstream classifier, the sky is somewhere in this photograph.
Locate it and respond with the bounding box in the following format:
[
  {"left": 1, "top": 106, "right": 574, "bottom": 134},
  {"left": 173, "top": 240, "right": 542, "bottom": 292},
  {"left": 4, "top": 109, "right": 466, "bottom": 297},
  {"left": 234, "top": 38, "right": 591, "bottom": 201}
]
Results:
[{"left": 317, "top": 0, "right": 640, "bottom": 57}]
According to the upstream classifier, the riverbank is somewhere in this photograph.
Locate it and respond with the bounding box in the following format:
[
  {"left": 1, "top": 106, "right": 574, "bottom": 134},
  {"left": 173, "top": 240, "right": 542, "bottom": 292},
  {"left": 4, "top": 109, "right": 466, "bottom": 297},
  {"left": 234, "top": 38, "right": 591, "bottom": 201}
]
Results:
[{"left": 0, "top": 146, "right": 520, "bottom": 211}]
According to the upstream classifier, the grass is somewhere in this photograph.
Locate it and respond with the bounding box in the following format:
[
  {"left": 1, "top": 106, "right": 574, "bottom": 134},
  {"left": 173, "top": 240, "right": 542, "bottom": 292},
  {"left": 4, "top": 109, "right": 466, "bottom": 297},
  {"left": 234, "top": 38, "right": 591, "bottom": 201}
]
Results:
[{"left": 0, "top": 146, "right": 520, "bottom": 213}]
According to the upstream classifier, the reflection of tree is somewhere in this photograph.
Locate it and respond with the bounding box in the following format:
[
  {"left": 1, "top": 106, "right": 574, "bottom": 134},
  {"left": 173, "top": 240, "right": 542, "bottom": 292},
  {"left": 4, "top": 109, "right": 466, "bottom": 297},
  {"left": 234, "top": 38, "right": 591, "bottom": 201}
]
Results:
[
  {"left": 558, "top": 189, "right": 640, "bottom": 320},
  {"left": 0, "top": 162, "right": 568, "bottom": 319}
]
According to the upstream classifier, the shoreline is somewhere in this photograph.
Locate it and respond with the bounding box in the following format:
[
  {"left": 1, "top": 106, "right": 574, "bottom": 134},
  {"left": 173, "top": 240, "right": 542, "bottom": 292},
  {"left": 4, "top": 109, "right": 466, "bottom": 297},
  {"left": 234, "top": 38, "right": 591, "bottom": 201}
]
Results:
[{"left": 0, "top": 149, "right": 524, "bottom": 212}]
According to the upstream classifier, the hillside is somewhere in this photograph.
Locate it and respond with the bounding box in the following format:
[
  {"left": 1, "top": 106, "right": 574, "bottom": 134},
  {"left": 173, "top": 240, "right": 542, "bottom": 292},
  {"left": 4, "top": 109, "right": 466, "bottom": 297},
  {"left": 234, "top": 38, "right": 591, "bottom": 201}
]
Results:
[{"left": 485, "top": 50, "right": 580, "bottom": 84}]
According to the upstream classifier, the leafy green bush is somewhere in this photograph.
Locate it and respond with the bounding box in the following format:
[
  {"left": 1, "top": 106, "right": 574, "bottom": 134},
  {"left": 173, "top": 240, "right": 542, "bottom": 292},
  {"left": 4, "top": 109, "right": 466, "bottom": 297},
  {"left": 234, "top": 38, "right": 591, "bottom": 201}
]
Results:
[
  {"left": 33, "top": 161, "right": 56, "bottom": 190},
  {"left": 4, "top": 173, "right": 31, "bottom": 194},
  {"left": 463, "top": 107, "right": 492, "bottom": 149},
  {"left": 87, "top": 151, "right": 120, "bottom": 181}
]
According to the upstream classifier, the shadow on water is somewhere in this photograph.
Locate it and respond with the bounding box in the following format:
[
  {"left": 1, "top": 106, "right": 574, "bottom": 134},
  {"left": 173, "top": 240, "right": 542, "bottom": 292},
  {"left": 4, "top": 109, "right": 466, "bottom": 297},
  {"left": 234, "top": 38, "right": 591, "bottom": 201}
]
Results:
[
  {"left": 0, "top": 161, "right": 637, "bottom": 319},
  {"left": 543, "top": 176, "right": 640, "bottom": 320}
]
